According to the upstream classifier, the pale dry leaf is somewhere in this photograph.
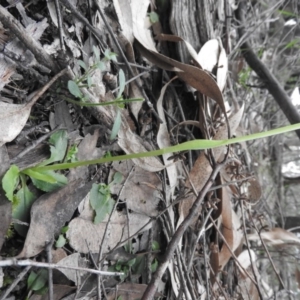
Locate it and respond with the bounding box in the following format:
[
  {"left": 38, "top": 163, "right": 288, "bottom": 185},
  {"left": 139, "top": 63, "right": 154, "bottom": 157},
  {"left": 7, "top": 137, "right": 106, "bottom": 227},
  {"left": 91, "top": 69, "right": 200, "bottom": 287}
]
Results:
[
  {"left": 131, "top": 0, "right": 157, "bottom": 52},
  {"left": 178, "top": 105, "right": 244, "bottom": 226},
  {"left": 17, "top": 181, "right": 92, "bottom": 258},
  {"left": 217, "top": 39, "right": 228, "bottom": 91},
  {"left": 0, "top": 100, "right": 37, "bottom": 147},
  {"left": 113, "top": 0, "right": 133, "bottom": 43},
  {"left": 248, "top": 228, "right": 300, "bottom": 246},
  {"left": 237, "top": 249, "right": 256, "bottom": 276},
  {"left": 197, "top": 39, "right": 219, "bottom": 72},
  {"left": 0, "top": 68, "right": 68, "bottom": 147},
  {"left": 156, "top": 78, "right": 178, "bottom": 201},
  {"left": 109, "top": 161, "right": 161, "bottom": 217},
  {"left": 66, "top": 210, "right": 151, "bottom": 253},
  {"left": 56, "top": 253, "right": 87, "bottom": 285},
  {"left": 118, "top": 120, "right": 165, "bottom": 172}
]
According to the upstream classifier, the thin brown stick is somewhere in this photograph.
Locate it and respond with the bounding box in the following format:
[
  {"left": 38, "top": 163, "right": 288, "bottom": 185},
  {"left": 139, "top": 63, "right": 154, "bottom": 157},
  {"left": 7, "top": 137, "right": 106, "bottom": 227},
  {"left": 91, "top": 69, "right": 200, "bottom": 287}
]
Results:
[
  {"left": 141, "top": 163, "right": 225, "bottom": 300},
  {"left": 251, "top": 220, "right": 285, "bottom": 289},
  {"left": 240, "top": 202, "right": 264, "bottom": 299}
]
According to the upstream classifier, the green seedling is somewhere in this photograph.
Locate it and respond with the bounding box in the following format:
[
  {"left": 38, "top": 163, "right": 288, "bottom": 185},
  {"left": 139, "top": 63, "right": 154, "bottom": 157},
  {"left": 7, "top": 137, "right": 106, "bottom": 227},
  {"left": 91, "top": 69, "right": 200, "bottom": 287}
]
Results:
[
  {"left": 27, "top": 269, "right": 48, "bottom": 297},
  {"left": 110, "top": 240, "right": 160, "bottom": 281},
  {"left": 238, "top": 66, "right": 252, "bottom": 88},
  {"left": 90, "top": 172, "right": 123, "bottom": 224},
  {"left": 148, "top": 11, "right": 159, "bottom": 23},
  {"left": 66, "top": 48, "right": 143, "bottom": 139},
  {"left": 55, "top": 226, "right": 69, "bottom": 248},
  {"left": 2, "top": 130, "right": 69, "bottom": 236}
]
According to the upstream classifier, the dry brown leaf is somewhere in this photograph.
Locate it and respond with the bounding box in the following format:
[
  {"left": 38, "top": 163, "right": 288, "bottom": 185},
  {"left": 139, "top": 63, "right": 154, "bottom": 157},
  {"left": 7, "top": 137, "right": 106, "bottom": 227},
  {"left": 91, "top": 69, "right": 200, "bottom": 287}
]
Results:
[
  {"left": 218, "top": 186, "right": 243, "bottom": 270},
  {"left": 246, "top": 177, "right": 262, "bottom": 203},
  {"left": 109, "top": 160, "right": 161, "bottom": 216},
  {"left": 178, "top": 105, "right": 244, "bottom": 225},
  {"left": 248, "top": 227, "right": 300, "bottom": 246},
  {"left": 29, "top": 285, "right": 76, "bottom": 300},
  {"left": 17, "top": 180, "right": 92, "bottom": 258},
  {"left": 66, "top": 209, "right": 151, "bottom": 253},
  {"left": 132, "top": 2, "right": 227, "bottom": 115}
]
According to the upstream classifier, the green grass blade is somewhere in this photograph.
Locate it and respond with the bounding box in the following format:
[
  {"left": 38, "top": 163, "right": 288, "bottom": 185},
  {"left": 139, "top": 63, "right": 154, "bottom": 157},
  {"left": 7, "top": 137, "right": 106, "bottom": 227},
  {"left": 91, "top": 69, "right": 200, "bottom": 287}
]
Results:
[{"left": 28, "top": 123, "right": 300, "bottom": 172}]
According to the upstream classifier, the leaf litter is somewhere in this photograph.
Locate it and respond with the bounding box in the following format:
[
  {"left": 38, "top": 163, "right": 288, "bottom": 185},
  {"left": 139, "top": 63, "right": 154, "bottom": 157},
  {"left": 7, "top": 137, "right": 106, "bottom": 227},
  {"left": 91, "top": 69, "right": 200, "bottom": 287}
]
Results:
[{"left": 0, "top": 0, "right": 298, "bottom": 299}]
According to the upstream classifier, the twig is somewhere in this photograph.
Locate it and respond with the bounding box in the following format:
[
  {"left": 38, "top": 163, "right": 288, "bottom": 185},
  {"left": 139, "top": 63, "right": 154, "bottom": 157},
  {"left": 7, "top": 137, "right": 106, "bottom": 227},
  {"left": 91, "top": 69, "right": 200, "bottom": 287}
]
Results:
[
  {"left": 251, "top": 220, "right": 285, "bottom": 289},
  {"left": 201, "top": 216, "right": 210, "bottom": 300},
  {"left": 0, "top": 259, "right": 124, "bottom": 276},
  {"left": 96, "top": 166, "right": 135, "bottom": 298},
  {"left": 46, "top": 239, "right": 54, "bottom": 300},
  {"left": 188, "top": 208, "right": 214, "bottom": 272},
  {"left": 240, "top": 201, "right": 264, "bottom": 299},
  {"left": 141, "top": 163, "right": 226, "bottom": 300},
  {"left": 0, "top": 5, "right": 59, "bottom": 73},
  {"left": 54, "top": 0, "right": 65, "bottom": 52}
]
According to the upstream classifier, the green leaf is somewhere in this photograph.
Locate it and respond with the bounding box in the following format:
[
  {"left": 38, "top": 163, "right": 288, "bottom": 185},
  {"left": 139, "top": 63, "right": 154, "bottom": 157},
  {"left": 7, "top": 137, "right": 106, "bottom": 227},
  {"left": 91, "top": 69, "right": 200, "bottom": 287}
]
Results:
[
  {"left": 95, "top": 61, "right": 105, "bottom": 71},
  {"left": 104, "top": 49, "right": 117, "bottom": 62},
  {"left": 2, "top": 165, "right": 20, "bottom": 201},
  {"left": 31, "top": 170, "right": 67, "bottom": 192},
  {"left": 126, "top": 258, "right": 136, "bottom": 267},
  {"left": 40, "top": 130, "right": 68, "bottom": 166},
  {"left": 22, "top": 169, "right": 57, "bottom": 184},
  {"left": 55, "top": 234, "right": 67, "bottom": 248},
  {"left": 149, "top": 12, "right": 159, "bottom": 23},
  {"left": 27, "top": 269, "right": 48, "bottom": 291},
  {"left": 87, "top": 75, "right": 93, "bottom": 88},
  {"left": 152, "top": 240, "right": 160, "bottom": 251},
  {"left": 65, "top": 144, "right": 78, "bottom": 162},
  {"left": 61, "top": 226, "right": 69, "bottom": 234},
  {"left": 93, "top": 45, "right": 100, "bottom": 62},
  {"left": 26, "top": 122, "right": 300, "bottom": 173},
  {"left": 13, "top": 185, "right": 36, "bottom": 237},
  {"left": 111, "top": 172, "right": 123, "bottom": 185},
  {"left": 117, "top": 69, "right": 126, "bottom": 98},
  {"left": 68, "top": 80, "right": 83, "bottom": 98},
  {"left": 90, "top": 183, "right": 115, "bottom": 224},
  {"left": 110, "top": 109, "right": 122, "bottom": 140},
  {"left": 151, "top": 259, "right": 158, "bottom": 272},
  {"left": 77, "top": 60, "right": 87, "bottom": 70}
]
